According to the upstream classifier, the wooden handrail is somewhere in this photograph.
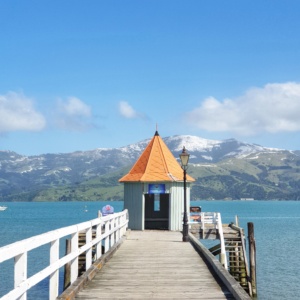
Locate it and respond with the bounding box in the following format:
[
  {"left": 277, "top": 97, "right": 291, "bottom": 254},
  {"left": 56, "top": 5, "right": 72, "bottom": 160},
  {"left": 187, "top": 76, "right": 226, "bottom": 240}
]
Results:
[
  {"left": 0, "top": 210, "right": 129, "bottom": 300},
  {"left": 200, "top": 212, "right": 228, "bottom": 270}
]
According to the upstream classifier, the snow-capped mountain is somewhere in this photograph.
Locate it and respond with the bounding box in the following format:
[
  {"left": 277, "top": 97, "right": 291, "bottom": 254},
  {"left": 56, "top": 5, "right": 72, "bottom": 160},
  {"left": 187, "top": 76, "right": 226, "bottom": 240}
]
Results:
[
  {"left": 119, "top": 134, "right": 283, "bottom": 164},
  {"left": 0, "top": 135, "right": 287, "bottom": 178},
  {"left": 0, "top": 135, "right": 298, "bottom": 201},
  {"left": 163, "top": 135, "right": 281, "bottom": 162}
]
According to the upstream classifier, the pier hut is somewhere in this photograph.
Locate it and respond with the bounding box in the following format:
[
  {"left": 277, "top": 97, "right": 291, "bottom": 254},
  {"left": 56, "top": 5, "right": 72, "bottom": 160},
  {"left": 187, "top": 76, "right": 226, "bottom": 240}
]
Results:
[{"left": 119, "top": 131, "right": 194, "bottom": 231}]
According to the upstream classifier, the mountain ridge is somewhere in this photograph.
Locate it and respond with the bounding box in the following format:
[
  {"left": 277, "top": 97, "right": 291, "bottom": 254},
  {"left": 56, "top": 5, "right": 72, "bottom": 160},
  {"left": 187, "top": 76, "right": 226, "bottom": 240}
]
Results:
[{"left": 1, "top": 135, "right": 300, "bottom": 201}]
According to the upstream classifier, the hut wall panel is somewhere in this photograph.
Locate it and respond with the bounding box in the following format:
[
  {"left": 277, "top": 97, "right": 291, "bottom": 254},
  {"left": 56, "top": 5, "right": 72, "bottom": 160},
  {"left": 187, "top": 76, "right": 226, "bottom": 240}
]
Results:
[
  {"left": 123, "top": 183, "right": 144, "bottom": 230},
  {"left": 169, "top": 182, "right": 191, "bottom": 231}
]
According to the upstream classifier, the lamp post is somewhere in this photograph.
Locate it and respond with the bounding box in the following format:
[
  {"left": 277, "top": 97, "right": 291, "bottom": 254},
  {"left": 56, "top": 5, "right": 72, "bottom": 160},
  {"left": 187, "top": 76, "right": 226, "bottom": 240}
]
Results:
[{"left": 179, "top": 146, "right": 190, "bottom": 242}]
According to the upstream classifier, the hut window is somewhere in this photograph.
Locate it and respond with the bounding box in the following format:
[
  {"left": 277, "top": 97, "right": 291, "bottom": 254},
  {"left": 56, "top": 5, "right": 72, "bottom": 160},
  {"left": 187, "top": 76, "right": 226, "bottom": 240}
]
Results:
[{"left": 154, "top": 194, "right": 160, "bottom": 211}]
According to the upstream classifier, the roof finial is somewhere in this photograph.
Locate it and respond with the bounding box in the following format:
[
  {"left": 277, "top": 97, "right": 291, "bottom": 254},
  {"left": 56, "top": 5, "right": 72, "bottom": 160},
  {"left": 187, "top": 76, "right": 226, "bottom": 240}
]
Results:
[{"left": 155, "top": 123, "right": 159, "bottom": 136}]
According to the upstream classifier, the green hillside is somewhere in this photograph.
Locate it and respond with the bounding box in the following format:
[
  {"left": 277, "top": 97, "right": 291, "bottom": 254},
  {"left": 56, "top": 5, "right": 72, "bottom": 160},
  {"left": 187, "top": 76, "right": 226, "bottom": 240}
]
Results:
[
  {"left": 189, "top": 152, "right": 300, "bottom": 200},
  {"left": 26, "top": 151, "right": 300, "bottom": 201},
  {"left": 32, "top": 168, "right": 128, "bottom": 202}
]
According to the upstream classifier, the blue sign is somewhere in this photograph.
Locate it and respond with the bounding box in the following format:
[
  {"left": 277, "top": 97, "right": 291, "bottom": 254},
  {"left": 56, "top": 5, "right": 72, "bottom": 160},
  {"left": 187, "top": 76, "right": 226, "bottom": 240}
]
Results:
[{"left": 148, "top": 184, "right": 165, "bottom": 194}]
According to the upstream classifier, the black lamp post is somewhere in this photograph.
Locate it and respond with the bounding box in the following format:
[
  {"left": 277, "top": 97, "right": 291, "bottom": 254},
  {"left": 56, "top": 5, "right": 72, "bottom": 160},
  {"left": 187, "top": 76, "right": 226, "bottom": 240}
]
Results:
[{"left": 179, "top": 146, "right": 190, "bottom": 242}]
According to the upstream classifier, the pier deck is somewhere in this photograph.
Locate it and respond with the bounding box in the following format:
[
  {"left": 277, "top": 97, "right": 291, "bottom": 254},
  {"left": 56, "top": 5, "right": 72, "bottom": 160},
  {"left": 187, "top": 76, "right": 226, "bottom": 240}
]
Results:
[{"left": 75, "top": 230, "right": 234, "bottom": 299}]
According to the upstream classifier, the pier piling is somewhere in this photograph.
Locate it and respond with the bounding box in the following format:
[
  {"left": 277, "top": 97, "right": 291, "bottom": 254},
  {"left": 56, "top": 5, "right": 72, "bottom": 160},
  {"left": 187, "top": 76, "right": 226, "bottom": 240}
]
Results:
[{"left": 248, "top": 222, "right": 257, "bottom": 298}]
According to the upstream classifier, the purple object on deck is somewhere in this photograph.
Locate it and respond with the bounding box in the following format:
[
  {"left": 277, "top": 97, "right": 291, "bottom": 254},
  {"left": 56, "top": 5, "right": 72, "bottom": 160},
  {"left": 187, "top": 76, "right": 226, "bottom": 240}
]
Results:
[{"left": 102, "top": 204, "right": 114, "bottom": 216}]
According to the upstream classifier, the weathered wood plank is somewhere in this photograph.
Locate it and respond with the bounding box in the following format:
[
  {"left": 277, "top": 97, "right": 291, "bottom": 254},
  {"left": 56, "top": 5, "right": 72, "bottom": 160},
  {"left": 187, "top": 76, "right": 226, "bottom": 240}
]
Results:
[{"left": 75, "top": 231, "right": 234, "bottom": 299}]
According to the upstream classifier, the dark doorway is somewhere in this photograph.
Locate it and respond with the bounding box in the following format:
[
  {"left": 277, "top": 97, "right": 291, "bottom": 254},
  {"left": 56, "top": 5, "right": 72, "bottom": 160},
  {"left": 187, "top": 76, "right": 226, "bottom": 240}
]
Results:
[{"left": 145, "top": 193, "right": 169, "bottom": 229}]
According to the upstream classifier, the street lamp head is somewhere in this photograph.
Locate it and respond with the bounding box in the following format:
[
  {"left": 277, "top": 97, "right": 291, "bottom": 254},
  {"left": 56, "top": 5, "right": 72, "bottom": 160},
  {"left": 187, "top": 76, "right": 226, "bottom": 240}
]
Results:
[{"left": 179, "top": 146, "right": 190, "bottom": 170}]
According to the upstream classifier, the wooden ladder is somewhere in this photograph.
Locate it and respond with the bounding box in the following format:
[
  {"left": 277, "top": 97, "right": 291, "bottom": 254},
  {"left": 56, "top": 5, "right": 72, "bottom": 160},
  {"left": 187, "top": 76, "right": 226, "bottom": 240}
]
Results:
[
  {"left": 226, "top": 237, "right": 250, "bottom": 294},
  {"left": 208, "top": 228, "right": 252, "bottom": 297}
]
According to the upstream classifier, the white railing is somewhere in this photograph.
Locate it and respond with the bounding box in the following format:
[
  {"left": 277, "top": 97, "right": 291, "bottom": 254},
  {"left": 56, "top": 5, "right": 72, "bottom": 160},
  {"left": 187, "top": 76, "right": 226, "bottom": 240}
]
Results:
[
  {"left": 200, "top": 212, "right": 228, "bottom": 270},
  {"left": 0, "top": 209, "right": 129, "bottom": 300}
]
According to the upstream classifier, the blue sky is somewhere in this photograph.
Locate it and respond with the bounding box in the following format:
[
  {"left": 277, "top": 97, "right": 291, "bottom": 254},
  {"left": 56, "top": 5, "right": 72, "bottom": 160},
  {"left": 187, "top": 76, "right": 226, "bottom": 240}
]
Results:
[{"left": 1, "top": 1, "right": 300, "bottom": 155}]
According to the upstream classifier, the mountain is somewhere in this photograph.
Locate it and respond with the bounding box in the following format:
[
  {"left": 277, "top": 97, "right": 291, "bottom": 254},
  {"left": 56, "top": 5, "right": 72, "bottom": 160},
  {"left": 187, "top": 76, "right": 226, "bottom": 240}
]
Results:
[
  {"left": 163, "top": 135, "right": 279, "bottom": 162},
  {"left": 1, "top": 135, "right": 300, "bottom": 201}
]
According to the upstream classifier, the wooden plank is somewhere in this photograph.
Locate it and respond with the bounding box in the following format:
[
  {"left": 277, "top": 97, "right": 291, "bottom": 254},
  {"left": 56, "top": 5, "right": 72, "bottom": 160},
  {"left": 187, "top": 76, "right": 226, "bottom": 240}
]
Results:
[{"left": 75, "top": 231, "right": 234, "bottom": 299}]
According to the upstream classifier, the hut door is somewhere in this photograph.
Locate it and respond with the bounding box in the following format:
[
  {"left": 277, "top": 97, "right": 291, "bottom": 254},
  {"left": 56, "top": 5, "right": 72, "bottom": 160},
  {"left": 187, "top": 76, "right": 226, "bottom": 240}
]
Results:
[{"left": 144, "top": 193, "right": 169, "bottom": 230}]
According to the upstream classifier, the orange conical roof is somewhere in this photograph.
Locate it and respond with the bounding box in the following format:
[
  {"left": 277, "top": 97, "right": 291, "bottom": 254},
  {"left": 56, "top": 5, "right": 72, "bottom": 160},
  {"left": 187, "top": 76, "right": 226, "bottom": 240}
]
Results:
[{"left": 119, "top": 131, "right": 195, "bottom": 182}]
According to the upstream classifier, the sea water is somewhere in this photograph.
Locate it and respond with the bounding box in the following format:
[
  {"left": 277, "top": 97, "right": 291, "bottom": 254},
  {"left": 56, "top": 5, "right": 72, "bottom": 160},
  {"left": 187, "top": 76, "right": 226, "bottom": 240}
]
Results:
[
  {"left": 0, "top": 201, "right": 125, "bottom": 299},
  {"left": 0, "top": 200, "right": 299, "bottom": 299},
  {"left": 191, "top": 200, "right": 300, "bottom": 300}
]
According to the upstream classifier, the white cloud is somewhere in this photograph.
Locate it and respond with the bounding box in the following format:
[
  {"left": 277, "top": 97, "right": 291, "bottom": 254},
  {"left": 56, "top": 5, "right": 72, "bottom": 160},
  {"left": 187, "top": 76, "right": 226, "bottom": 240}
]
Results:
[
  {"left": 0, "top": 92, "right": 46, "bottom": 133},
  {"left": 118, "top": 101, "right": 142, "bottom": 119},
  {"left": 55, "top": 97, "right": 93, "bottom": 131},
  {"left": 184, "top": 82, "right": 300, "bottom": 135},
  {"left": 58, "top": 97, "right": 91, "bottom": 117}
]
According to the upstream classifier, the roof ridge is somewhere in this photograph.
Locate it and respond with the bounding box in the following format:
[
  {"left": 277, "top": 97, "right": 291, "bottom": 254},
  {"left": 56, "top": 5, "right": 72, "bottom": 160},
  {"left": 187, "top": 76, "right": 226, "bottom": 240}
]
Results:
[
  {"left": 141, "top": 138, "right": 155, "bottom": 181},
  {"left": 157, "top": 135, "right": 170, "bottom": 174}
]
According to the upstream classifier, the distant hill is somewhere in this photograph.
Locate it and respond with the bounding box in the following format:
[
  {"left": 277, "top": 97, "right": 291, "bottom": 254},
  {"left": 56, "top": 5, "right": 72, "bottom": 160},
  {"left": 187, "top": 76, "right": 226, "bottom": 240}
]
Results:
[{"left": 1, "top": 135, "right": 300, "bottom": 201}]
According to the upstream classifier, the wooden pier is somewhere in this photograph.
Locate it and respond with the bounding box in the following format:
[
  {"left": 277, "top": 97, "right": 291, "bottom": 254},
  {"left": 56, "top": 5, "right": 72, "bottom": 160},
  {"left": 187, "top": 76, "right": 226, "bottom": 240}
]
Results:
[
  {"left": 189, "top": 212, "right": 257, "bottom": 298},
  {"left": 72, "top": 230, "right": 241, "bottom": 299},
  {"left": 0, "top": 207, "right": 254, "bottom": 300},
  {"left": 0, "top": 204, "right": 255, "bottom": 300}
]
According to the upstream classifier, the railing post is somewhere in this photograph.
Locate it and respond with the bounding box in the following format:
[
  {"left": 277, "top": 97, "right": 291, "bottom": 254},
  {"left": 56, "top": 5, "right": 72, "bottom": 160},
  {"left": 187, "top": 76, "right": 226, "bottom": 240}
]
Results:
[
  {"left": 201, "top": 212, "right": 205, "bottom": 239},
  {"left": 122, "top": 211, "right": 127, "bottom": 235},
  {"left": 14, "top": 252, "right": 27, "bottom": 300},
  {"left": 64, "top": 239, "right": 71, "bottom": 290},
  {"left": 217, "top": 213, "right": 228, "bottom": 270},
  {"left": 110, "top": 217, "right": 115, "bottom": 247},
  {"left": 85, "top": 227, "right": 92, "bottom": 270},
  {"left": 95, "top": 222, "right": 102, "bottom": 259},
  {"left": 126, "top": 210, "right": 129, "bottom": 231},
  {"left": 104, "top": 220, "right": 109, "bottom": 253},
  {"left": 49, "top": 238, "right": 59, "bottom": 300},
  {"left": 235, "top": 215, "right": 239, "bottom": 227},
  {"left": 116, "top": 215, "right": 121, "bottom": 242},
  {"left": 70, "top": 232, "right": 79, "bottom": 284}
]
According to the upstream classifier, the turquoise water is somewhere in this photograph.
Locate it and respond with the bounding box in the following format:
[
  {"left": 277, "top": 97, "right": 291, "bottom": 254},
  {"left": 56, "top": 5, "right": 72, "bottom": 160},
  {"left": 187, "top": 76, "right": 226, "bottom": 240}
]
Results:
[
  {"left": 192, "top": 200, "right": 300, "bottom": 300},
  {"left": 1, "top": 200, "right": 299, "bottom": 299},
  {"left": 0, "top": 201, "right": 125, "bottom": 299}
]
